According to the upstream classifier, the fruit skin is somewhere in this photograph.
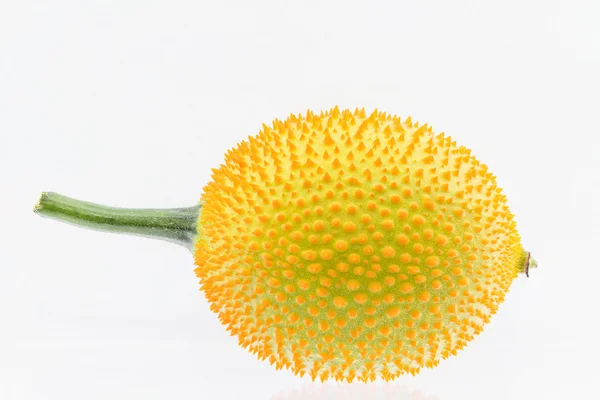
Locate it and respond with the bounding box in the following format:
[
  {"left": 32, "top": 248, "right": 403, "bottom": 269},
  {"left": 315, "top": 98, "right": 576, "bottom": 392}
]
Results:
[{"left": 194, "top": 107, "right": 526, "bottom": 382}]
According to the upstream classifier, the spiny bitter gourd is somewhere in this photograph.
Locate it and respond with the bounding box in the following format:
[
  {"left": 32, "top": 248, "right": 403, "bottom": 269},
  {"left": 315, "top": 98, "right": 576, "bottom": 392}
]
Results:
[{"left": 34, "top": 107, "right": 536, "bottom": 382}]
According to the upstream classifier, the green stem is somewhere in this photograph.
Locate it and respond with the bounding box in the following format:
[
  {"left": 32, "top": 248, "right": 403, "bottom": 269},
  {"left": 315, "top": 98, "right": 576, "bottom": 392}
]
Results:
[{"left": 34, "top": 192, "right": 201, "bottom": 250}]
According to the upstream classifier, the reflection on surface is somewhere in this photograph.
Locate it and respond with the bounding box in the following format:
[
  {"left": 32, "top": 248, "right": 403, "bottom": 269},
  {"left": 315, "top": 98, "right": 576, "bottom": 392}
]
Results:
[{"left": 270, "top": 383, "right": 439, "bottom": 400}]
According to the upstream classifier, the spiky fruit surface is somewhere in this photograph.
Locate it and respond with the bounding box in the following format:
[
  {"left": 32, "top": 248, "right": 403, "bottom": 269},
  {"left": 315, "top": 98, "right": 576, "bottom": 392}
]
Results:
[{"left": 194, "top": 107, "right": 526, "bottom": 382}]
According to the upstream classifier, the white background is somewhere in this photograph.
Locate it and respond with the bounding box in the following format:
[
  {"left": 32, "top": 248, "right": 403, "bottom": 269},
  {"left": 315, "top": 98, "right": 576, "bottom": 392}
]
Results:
[{"left": 1, "top": 1, "right": 599, "bottom": 399}]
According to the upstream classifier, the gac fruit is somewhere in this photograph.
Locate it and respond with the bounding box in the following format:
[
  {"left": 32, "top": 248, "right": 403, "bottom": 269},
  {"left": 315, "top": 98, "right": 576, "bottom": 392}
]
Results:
[{"left": 35, "top": 107, "right": 536, "bottom": 383}]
